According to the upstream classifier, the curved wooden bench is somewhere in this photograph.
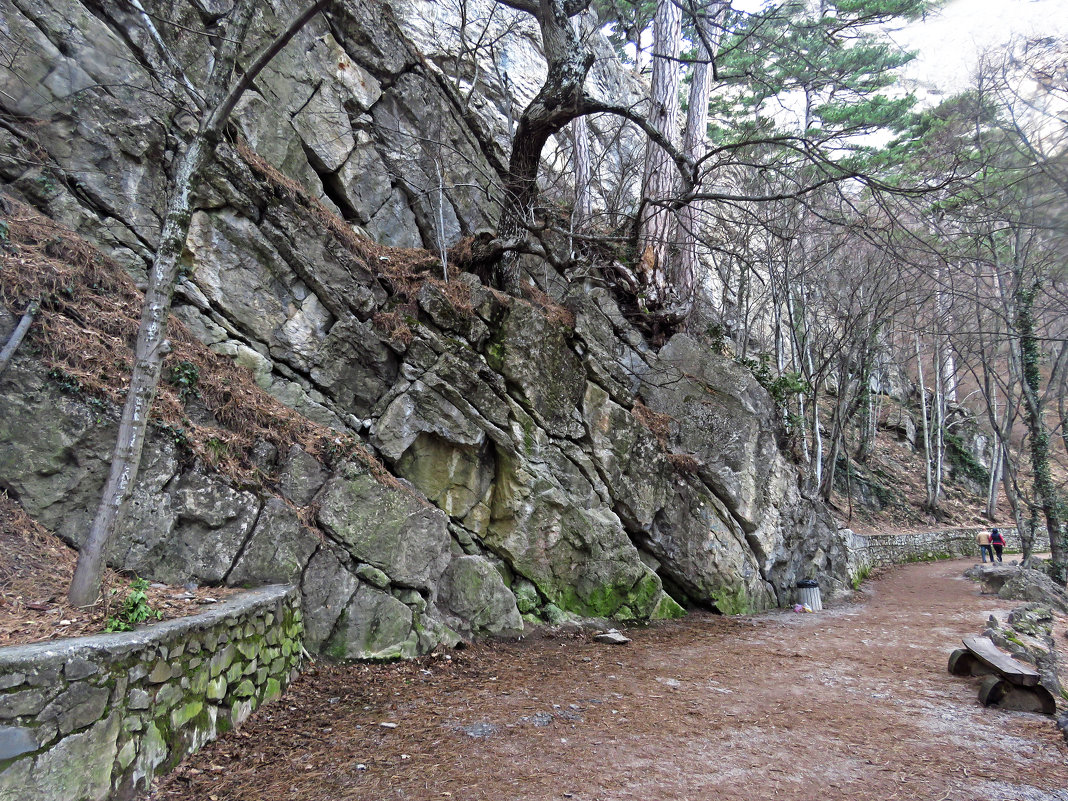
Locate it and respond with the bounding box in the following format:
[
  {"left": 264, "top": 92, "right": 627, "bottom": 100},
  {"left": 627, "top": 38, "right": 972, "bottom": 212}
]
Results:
[{"left": 948, "top": 635, "right": 1056, "bottom": 715}]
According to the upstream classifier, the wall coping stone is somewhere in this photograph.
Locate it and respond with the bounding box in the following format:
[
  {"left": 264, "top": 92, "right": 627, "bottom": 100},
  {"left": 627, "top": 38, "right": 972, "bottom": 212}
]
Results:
[
  {"left": 0, "top": 584, "right": 302, "bottom": 801},
  {"left": 0, "top": 586, "right": 294, "bottom": 670}
]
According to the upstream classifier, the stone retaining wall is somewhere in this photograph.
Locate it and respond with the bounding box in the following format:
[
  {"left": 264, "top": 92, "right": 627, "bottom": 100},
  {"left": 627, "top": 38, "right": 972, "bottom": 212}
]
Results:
[
  {"left": 847, "top": 527, "right": 1051, "bottom": 570},
  {"left": 0, "top": 585, "right": 302, "bottom": 801}
]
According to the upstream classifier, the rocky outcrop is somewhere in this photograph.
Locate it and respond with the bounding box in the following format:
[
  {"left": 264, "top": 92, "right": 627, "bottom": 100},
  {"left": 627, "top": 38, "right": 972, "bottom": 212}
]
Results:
[
  {"left": 0, "top": 0, "right": 852, "bottom": 657},
  {"left": 984, "top": 604, "right": 1063, "bottom": 704}
]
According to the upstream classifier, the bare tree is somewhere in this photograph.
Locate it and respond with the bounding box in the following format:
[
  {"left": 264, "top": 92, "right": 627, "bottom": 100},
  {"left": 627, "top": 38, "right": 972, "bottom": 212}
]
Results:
[{"left": 69, "top": 0, "right": 332, "bottom": 606}]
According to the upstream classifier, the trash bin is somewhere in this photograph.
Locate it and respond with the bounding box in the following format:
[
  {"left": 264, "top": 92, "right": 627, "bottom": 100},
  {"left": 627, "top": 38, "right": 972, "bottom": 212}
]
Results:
[{"left": 796, "top": 579, "right": 822, "bottom": 612}]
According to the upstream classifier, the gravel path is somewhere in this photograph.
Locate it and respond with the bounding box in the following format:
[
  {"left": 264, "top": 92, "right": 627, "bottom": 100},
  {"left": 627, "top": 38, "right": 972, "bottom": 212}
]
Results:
[{"left": 148, "top": 558, "right": 1068, "bottom": 801}]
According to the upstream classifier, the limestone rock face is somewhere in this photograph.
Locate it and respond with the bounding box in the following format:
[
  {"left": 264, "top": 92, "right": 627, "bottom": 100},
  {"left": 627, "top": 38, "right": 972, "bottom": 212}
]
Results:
[
  {"left": 315, "top": 463, "right": 452, "bottom": 593},
  {"left": 0, "top": 0, "right": 852, "bottom": 657},
  {"left": 438, "top": 556, "right": 523, "bottom": 638}
]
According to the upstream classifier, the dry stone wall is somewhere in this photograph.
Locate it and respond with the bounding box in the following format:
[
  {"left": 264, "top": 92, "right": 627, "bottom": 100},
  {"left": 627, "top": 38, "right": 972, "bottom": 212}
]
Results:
[
  {"left": 0, "top": 586, "right": 302, "bottom": 801},
  {"left": 847, "top": 527, "right": 1049, "bottom": 570}
]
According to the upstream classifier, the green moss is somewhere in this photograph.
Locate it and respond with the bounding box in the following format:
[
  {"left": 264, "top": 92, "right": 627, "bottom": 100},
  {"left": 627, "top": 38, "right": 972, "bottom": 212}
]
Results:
[
  {"left": 710, "top": 585, "right": 752, "bottom": 616},
  {"left": 625, "top": 572, "right": 664, "bottom": 618},
  {"left": 550, "top": 571, "right": 667, "bottom": 620},
  {"left": 652, "top": 594, "right": 686, "bottom": 620},
  {"left": 542, "top": 603, "right": 568, "bottom": 624},
  {"left": 522, "top": 416, "right": 535, "bottom": 455},
  {"left": 323, "top": 637, "right": 349, "bottom": 661},
  {"left": 170, "top": 701, "right": 203, "bottom": 730},
  {"left": 261, "top": 678, "right": 282, "bottom": 704},
  {"left": 944, "top": 432, "right": 990, "bottom": 485},
  {"left": 851, "top": 564, "right": 873, "bottom": 590},
  {"left": 484, "top": 340, "right": 506, "bottom": 370}
]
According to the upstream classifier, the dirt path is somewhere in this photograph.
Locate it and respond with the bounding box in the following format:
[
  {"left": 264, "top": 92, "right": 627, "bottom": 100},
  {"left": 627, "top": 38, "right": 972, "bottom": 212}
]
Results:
[{"left": 148, "top": 559, "right": 1068, "bottom": 801}]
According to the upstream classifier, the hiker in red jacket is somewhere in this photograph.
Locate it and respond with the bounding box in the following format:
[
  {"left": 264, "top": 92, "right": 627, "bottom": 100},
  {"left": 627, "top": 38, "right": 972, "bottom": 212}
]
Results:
[{"left": 990, "top": 528, "right": 1005, "bottom": 563}]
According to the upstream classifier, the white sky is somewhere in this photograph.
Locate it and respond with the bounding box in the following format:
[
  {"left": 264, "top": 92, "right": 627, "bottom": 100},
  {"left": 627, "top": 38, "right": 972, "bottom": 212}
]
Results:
[
  {"left": 894, "top": 0, "right": 1068, "bottom": 95},
  {"left": 730, "top": 0, "right": 1068, "bottom": 96}
]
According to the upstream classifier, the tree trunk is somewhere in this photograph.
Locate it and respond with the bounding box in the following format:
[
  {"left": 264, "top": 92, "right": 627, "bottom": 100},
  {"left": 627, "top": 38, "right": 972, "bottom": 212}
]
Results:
[
  {"left": 915, "top": 334, "right": 936, "bottom": 511},
  {"left": 636, "top": 0, "right": 682, "bottom": 306},
  {"left": 571, "top": 115, "right": 592, "bottom": 231},
  {"left": 1017, "top": 281, "right": 1066, "bottom": 584},
  {"left": 985, "top": 412, "right": 1002, "bottom": 519},
  {"left": 0, "top": 301, "right": 37, "bottom": 376},
  {"left": 932, "top": 345, "right": 945, "bottom": 507},
  {"left": 68, "top": 137, "right": 210, "bottom": 606},
  {"left": 495, "top": 0, "right": 595, "bottom": 293},
  {"left": 674, "top": 1, "right": 725, "bottom": 311}
]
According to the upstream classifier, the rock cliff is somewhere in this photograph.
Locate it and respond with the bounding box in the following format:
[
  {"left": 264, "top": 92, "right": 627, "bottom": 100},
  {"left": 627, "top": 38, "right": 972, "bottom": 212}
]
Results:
[{"left": 0, "top": 0, "right": 851, "bottom": 657}]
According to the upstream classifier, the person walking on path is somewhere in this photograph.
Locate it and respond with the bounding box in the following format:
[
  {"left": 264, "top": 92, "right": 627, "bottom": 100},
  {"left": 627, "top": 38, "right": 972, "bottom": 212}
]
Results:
[
  {"left": 990, "top": 528, "right": 1005, "bottom": 562},
  {"left": 977, "top": 529, "right": 993, "bottom": 562}
]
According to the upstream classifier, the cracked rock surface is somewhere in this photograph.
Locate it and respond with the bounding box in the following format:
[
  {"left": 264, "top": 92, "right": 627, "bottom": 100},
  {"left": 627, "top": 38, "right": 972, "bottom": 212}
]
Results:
[{"left": 0, "top": 0, "right": 850, "bottom": 656}]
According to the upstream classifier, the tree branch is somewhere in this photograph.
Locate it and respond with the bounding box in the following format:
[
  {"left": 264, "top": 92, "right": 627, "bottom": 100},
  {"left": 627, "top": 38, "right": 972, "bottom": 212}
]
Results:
[
  {"left": 0, "top": 301, "right": 37, "bottom": 377},
  {"left": 205, "top": 0, "right": 332, "bottom": 136}
]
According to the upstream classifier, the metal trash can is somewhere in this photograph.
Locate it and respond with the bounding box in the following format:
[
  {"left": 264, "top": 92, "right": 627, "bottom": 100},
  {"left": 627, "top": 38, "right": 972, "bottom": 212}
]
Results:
[{"left": 796, "top": 579, "right": 822, "bottom": 612}]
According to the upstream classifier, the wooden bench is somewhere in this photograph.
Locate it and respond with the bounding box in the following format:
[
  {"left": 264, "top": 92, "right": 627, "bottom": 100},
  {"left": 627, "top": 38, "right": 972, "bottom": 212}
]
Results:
[{"left": 948, "top": 635, "right": 1056, "bottom": 715}]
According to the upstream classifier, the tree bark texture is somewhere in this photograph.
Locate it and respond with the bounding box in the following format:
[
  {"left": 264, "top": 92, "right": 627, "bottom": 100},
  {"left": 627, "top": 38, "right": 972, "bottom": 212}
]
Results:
[
  {"left": 637, "top": 0, "right": 682, "bottom": 307},
  {"left": 1016, "top": 282, "right": 1066, "bottom": 584},
  {"left": 675, "top": 1, "right": 725, "bottom": 309},
  {"left": 572, "top": 115, "right": 592, "bottom": 231}
]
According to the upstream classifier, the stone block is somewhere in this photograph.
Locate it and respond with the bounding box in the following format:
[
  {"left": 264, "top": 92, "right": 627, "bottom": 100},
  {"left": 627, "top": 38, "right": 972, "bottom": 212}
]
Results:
[
  {"left": 127, "top": 689, "right": 151, "bottom": 710},
  {"left": 171, "top": 701, "right": 203, "bottom": 730},
  {"left": 225, "top": 662, "right": 244, "bottom": 685},
  {"left": 24, "top": 665, "right": 61, "bottom": 688},
  {"left": 231, "top": 699, "right": 254, "bottom": 727},
  {"left": 16, "top": 713, "right": 120, "bottom": 801},
  {"left": 154, "top": 683, "right": 184, "bottom": 712},
  {"left": 233, "top": 680, "right": 256, "bottom": 698},
  {"left": 38, "top": 684, "right": 109, "bottom": 736},
  {"left": 138, "top": 722, "right": 168, "bottom": 776},
  {"left": 116, "top": 738, "right": 137, "bottom": 770},
  {"left": 0, "top": 688, "right": 47, "bottom": 719},
  {"left": 356, "top": 563, "right": 391, "bottom": 588},
  {"left": 0, "top": 725, "right": 39, "bottom": 760},
  {"left": 205, "top": 677, "right": 227, "bottom": 701},
  {"left": 261, "top": 678, "right": 282, "bottom": 704},
  {"left": 0, "top": 675, "right": 26, "bottom": 692},
  {"left": 123, "top": 716, "right": 144, "bottom": 733},
  {"left": 209, "top": 645, "right": 235, "bottom": 678},
  {"left": 147, "top": 661, "right": 172, "bottom": 684},
  {"left": 190, "top": 669, "right": 209, "bottom": 696}
]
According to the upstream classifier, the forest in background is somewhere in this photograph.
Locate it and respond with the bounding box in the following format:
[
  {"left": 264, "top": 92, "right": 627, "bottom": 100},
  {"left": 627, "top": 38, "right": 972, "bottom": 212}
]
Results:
[{"left": 469, "top": 0, "right": 1068, "bottom": 579}]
